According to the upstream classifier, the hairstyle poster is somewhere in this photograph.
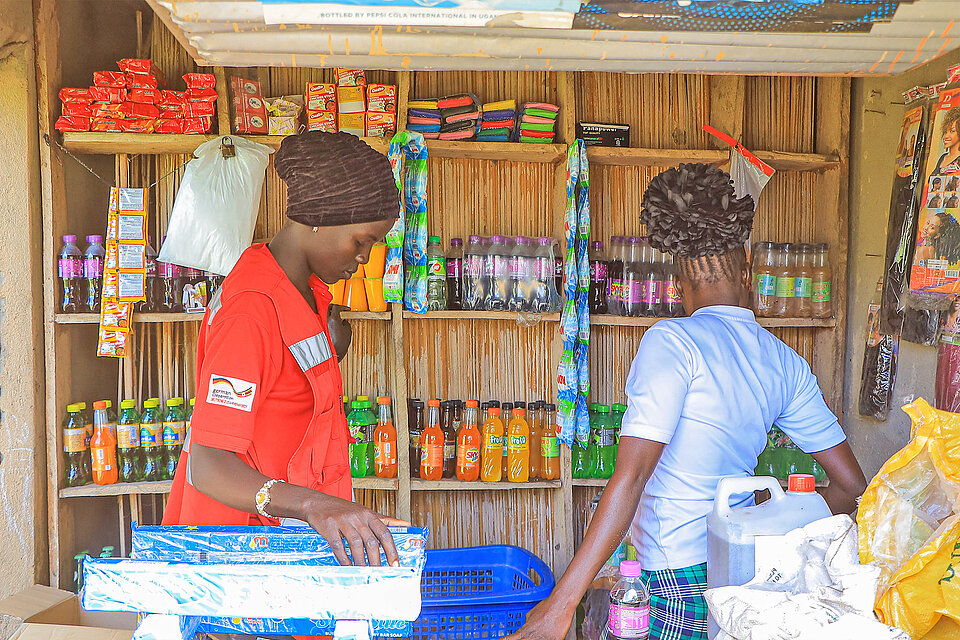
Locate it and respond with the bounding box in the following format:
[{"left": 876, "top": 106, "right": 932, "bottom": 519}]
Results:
[{"left": 909, "top": 87, "right": 960, "bottom": 297}]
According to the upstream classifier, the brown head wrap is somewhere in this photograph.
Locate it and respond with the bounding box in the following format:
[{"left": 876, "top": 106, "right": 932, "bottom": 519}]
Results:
[{"left": 275, "top": 131, "right": 399, "bottom": 228}]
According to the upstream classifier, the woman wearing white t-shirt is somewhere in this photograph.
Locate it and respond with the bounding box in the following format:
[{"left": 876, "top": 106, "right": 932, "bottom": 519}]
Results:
[{"left": 506, "top": 164, "right": 867, "bottom": 640}]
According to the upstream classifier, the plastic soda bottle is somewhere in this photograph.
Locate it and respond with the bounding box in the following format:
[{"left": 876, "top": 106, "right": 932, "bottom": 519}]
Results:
[
  {"left": 500, "top": 402, "right": 512, "bottom": 477},
  {"left": 456, "top": 400, "right": 481, "bottom": 482},
  {"left": 117, "top": 399, "right": 142, "bottom": 483},
  {"left": 507, "top": 408, "right": 530, "bottom": 483},
  {"left": 608, "top": 560, "right": 650, "bottom": 640},
  {"left": 426, "top": 236, "right": 447, "bottom": 311},
  {"left": 461, "top": 235, "right": 483, "bottom": 311},
  {"left": 480, "top": 407, "right": 504, "bottom": 482},
  {"left": 446, "top": 238, "right": 463, "bottom": 310},
  {"left": 527, "top": 401, "right": 543, "bottom": 481},
  {"left": 347, "top": 401, "right": 370, "bottom": 478},
  {"left": 594, "top": 405, "right": 616, "bottom": 479},
  {"left": 589, "top": 240, "right": 608, "bottom": 314},
  {"left": 162, "top": 398, "right": 186, "bottom": 480},
  {"left": 486, "top": 235, "right": 509, "bottom": 311},
  {"left": 139, "top": 398, "right": 163, "bottom": 481},
  {"left": 408, "top": 399, "right": 424, "bottom": 478},
  {"left": 90, "top": 401, "right": 118, "bottom": 485},
  {"left": 83, "top": 235, "right": 106, "bottom": 313},
  {"left": 420, "top": 399, "right": 444, "bottom": 480},
  {"left": 611, "top": 403, "right": 627, "bottom": 467},
  {"left": 62, "top": 404, "right": 90, "bottom": 487},
  {"left": 358, "top": 397, "right": 378, "bottom": 476},
  {"left": 441, "top": 401, "right": 457, "bottom": 479},
  {"left": 540, "top": 403, "right": 560, "bottom": 480},
  {"left": 59, "top": 235, "right": 83, "bottom": 313},
  {"left": 373, "top": 396, "right": 398, "bottom": 479},
  {"left": 572, "top": 431, "right": 590, "bottom": 480},
  {"left": 77, "top": 402, "right": 92, "bottom": 454}
]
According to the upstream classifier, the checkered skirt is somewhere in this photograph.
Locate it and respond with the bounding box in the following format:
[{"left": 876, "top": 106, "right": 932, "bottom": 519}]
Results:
[{"left": 640, "top": 562, "right": 709, "bottom": 640}]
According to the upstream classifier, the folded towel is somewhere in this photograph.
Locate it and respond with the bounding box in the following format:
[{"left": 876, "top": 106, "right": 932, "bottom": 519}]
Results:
[
  {"left": 408, "top": 123, "right": 441, "bottom": 133},
  {"left": 445, "top": 112, "right": 480, "bottom": 125},
  {"left": 437, "top": 95, "right": 474, "bottom": 109},
  {"left": 520, "top": 122, "right": 556, "bottom": 132},
  {"left": 421, "top": 131, "right": 440, "bottom": 139},
  {"left": 439, "top": 120, "right": 476, "bottom": 133},
  {"left": 482, "top": 109, "right": 515, "bottom": 121},
  {"left": 520, "top": 135, "right": 554, "bottom": 143},
  {"left": 408, "top": 108, "right": 441, "bottom": 119},
  {"left": 440, "top": 104, "right": 478, "bottom": 119},
  {"left": 523, "top": 102, "right": 559, "bottom": 112},
  {"left": 439, "top": 129, "right": 475, "bottom": 140},
  {"left": 476, "top": 134, "right": 510, "bottom": 142},
  {"left": 518, "top": 129, "right": 555, "bottom": 138},
  {"left": 478, "top": 126, "right": 512, "bottom": 136},
  {"left": 409, "top": 116, "right": 441, "bottom": 125},
  {"left": 523, "top": 108, "right": 559, "bottom": 120},
  {"left": 481, "top": 120, "right": 513, "bottom": 130},
  {"left": 520, "top": 115, "right": 557, "bottom": 125},
  {"left": 483, "top": 99, "right": 516, "bottom": 111},
  {"left": 409, "top": 99, "right": 439, "bottom": 109}
]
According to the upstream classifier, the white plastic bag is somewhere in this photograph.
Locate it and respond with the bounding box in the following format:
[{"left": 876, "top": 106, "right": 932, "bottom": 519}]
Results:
[{"left": 158, "top": 136, "right": 273, "bottom": 275}]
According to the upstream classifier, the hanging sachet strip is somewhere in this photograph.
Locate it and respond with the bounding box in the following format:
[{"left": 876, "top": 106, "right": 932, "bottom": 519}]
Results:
[
  {"left": 388, "top": 131, "right": 429, "bottom": 313},
  {"left": 558, "top": 140, "right": 591, "bottom": 447}
]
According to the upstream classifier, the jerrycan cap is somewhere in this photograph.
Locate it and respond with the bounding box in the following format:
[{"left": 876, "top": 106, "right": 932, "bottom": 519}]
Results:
[
  {"left": 619, "top": 560, "right": 642, "bottom": 577},
  {"left": 788, "top": 473, "right": 816, "bottom": 493}
]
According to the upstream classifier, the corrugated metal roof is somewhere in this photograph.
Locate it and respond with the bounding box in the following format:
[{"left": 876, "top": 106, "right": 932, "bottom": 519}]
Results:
[{"left": 152, "top": 0, "right": 960, "bottom": 74}]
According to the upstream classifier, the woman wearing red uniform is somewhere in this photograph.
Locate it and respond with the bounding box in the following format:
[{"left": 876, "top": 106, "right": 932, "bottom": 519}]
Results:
[{"left": 163, "top": 132, "right": 404, "bottom": 566}]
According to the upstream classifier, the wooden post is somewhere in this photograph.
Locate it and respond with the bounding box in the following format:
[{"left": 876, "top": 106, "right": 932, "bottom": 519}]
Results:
[
  {"left": 213, "top": 67, "right": 232, "bottom": 137},
  {"left": 557, "top": 71, "right": 576, "bottom": 146},
  {"left": 396, "top": 71, "right": 411, "bottom": 138},
  {"left": 390, "top": 303, "right": 412, "bottom": 522}
]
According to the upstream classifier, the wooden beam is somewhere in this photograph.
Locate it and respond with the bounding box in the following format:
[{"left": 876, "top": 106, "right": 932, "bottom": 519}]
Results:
[
  {"left": 410, "top": 479, "right": 561, "bottom": 491},
  {"left": 708, "top": 75, "right": 746, "bottom": 146},
  {"left": 390, "top": 302, "right": 412, "bottom": 523},
  {"left": 556, "top": 71, "right": 576, "bottom": 146},
  {"left": 213, "top": 67, "right": 232, "bottom": 136},
  {"left": 395, "top": 70, "right": 411, "bottom": 141}
]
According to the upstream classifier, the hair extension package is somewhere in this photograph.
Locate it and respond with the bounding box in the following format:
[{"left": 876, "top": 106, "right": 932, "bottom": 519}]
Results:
[
  {"left": 936, "top": 298, "right": 960, "bottom": 411},
  {"left": 860, "top": 278, "right": 900, "bottom": 421},
  {"left": 907, "top": 83, "right": 960, "bottom": 307},
  {"left": 879, "top": 99, "right": 940, "bottom": 344}
]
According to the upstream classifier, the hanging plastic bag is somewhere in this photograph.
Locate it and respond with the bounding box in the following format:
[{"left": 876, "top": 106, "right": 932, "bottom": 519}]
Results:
[
  {"left": 860, "top": 278, "right": 900, "bottom": 421},
  {"left": 158, "top": 136, "right": 273, "bottom": 276},
  {"left": 857, "top": 398, "right": 960, "bottom": 639},
  {"left": 702, "top": 125, "right": 775, "bottom": 205},
  {"left": 388, "top": 131, "right": 428, "bottom": 313}
]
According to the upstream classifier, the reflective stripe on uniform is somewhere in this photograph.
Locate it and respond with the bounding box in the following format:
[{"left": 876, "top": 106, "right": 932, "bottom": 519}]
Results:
[
  {"left": 184, "top": 429, "right": 194, "bottom": 486},
  {"left": 288, "top": 332, "right": 334, "bottom": 372},
  {"left": 206, "top": 289, "right": 223, "bottom": 325}
]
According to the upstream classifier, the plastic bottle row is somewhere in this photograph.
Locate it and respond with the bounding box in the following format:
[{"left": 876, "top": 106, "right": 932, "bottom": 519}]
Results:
[
  {"left": 755, "top": 426, "right": 827, "bottom": 483},
  {"left": 751, "top": 242, "right": 833, "bottom": 319},
  {"left": 426, "top": 235, "right": 563, "bottom": 313},
  {"left": 407, "top": 398, "right": 561, "bottom": 482},
  {"left": 571, "top": 403, "right": 627, "bottom": 479},
  {"left": 346, "top": 395, "right": 398, "bottom": 478},
  {"left": 61, "top": 397, "right": 193, "bottom": 487},
  {"left": 58, "top": 234, "right": 223, "bottom": 315},
  {"left": 588, "top": 237, "right": 685, "bottom": 318}
]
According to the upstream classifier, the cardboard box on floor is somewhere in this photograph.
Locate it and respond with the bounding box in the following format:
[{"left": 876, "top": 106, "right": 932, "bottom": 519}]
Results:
[{"left": 0, "top": 586, "right": 136, "bottom": 640}]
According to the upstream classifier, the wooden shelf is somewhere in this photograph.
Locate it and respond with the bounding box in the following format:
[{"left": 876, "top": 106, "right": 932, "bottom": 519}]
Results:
[
  {"left": 410, "top": 479, "right": 561, "bottom": 491},
  {"left": 60, "top": 132, "right": 389, "bottom": 155},
  {"left": 585, "top": 146, "right": 839, "bottom": 172},
  {"left": 571, "top": 478, "right": 608, "bottom": 487},
  {"left": 54, "top": 310, "right": 390, "bottom": 324},
  {"left": 403, "top": 310, "right": 561, "bottom": 322},
  {"left": 590, "top": 315, "right": 836, "bottom": 328},
  {"left": 60, "top": 480, "right": 172, "bottom": 498},
  {"left": 425, "top": 140, "right": 566, "bottom": 163},
  {"left": 353, "top": 477, "right": 399, "bottom": 490}
]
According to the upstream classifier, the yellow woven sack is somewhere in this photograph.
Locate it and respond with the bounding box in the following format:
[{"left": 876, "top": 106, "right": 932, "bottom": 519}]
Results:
[{"left": 858, "top": 398, "right": 960, "bottom": 639}]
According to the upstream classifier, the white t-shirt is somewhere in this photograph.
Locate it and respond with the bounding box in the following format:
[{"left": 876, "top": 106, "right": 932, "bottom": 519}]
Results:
[{"left": 619, "top": 305, "right": 846, "bottom": 571}]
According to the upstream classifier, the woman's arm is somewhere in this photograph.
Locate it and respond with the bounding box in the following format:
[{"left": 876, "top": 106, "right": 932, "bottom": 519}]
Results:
[
  {"left": 327, "top": 304, "right": 352, "bottom": 362},
  {"left": 811, "top": 440, "right": 868, "bottom": 514},
  {"left": 190, "top": 443, "right": 407, "bottom": 566},
  {"left": 503, "top": 437, "right": 664, "bottom": 640}
]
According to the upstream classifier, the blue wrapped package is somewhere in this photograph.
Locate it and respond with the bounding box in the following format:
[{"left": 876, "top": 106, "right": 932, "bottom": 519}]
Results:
[{"left": 388, "top": 131, "right": 429, "bottom": 314}]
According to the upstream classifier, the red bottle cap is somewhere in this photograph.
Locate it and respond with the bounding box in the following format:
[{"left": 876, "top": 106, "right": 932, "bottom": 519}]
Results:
[
  {"left": 513, "top": 408, "right": 525, "bottom": 417},
  {"left": 466, "top": 400, "right": 479, "bottom": 408},
  {"left": 93, "top": 400, "right": 108, "bottom": 410},
  {"left": 377, "top": 396, "right": 391, "bottom": 405},
  {"left": 427, "top": 399, "right": 441, "bottom": 407},
  {"left": 788, "top": 473, "right": 816, "bottom": 493},
  {"left": 489, "top": 408, "right": 501, "bottom": 416}
]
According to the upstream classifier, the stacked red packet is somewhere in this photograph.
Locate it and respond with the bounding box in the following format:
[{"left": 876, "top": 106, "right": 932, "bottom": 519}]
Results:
[
  {"left": 230, "top": 77, "right": 268, "bottom": 134},
  {"left": 55, "top": 59, "right": 216, "bottom": 135},
  {"left": 306, "top": 82, "right": 338, "bottom": 132}
]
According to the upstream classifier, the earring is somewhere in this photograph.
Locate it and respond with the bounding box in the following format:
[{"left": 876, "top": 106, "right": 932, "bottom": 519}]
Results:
[{"left": 312, "top": 226, "right": 319, "bottom": 233}]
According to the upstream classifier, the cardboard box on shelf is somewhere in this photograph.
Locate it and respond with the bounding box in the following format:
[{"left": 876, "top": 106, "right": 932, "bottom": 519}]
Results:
[
  {"left": 335, "top": 68, "right": 366, "bottom": 87},
  {"left": 307, "top": 110, "right": 337, "bottom": 133},
  {"left": 0, "top": 585, "right": 136, "bottom": 640},
  {"left": 338, "top": 112, "right": 365, "bottom": 136},
  {"left": 366, "top": 84, "right": 397, "bottom": 114},
  {"left": 336, "top": 86, "right": 365, "bottom": 114},
  {"left": 366, "top": 111, "right": 396, "bottom": 137},
  {"left": 306, "top": 82, "right": 337, "bottom": 111},
  {"left": 233, "top": 110, "right": 268, "bottom": 135}
]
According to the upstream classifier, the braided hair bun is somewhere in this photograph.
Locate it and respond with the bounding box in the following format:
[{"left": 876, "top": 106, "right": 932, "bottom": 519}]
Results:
[{"left": 641, "top": 163, "right": 755, "bottom": 259}]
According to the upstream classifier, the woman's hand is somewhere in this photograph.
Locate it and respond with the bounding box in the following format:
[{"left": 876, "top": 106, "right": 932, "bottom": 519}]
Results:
[
  {"left": 298, "top": 490, "right": 409, "bottom": 566},
  {"left": 502, "top": 597, "right": 576, "bottom": 640},
  {"left": 327, "top": 304, "right": 353, "bottom": 360}
]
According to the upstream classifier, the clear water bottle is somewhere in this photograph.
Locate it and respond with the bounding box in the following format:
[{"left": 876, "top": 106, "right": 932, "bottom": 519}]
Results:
[
  {"left": 462, "top": 235, "right": 483, "bottom": 310},
  {"left": 485, "top": 235, "right": 509, "bottom": 311},
  {"left": 607, "top": 236, "right": 624, "bottom": 316},
  {"left": 640, "top": 241, "right": 662, "bottom": 317},
  {"left": 59, "top": 235, "right": 83, "bottom": 313},
  {"left": 508, "top": 236, "right": 531, "bottom": 312},
  {"left": 532, "top": 237, "right": 561, "bottom": 313},
  {"left": 608, "top": 560, "right": 650, "bottom": 640},
  {"left": 622, "top": 237, "right": 643, "bottom": 318},
  {"left": 661, "top": 252, "right": 684, "bottom": 317},
  {"left": 446, "top": 238, "right": 463, "bottom": 310},
  {"left": 426, "top": 235, "right": 447, "bottom": 311},
  {"left": 83, "top": 235, "right": 106, "bottom": 313},
  {"left": 589, "top": 240, "right": 608, "bottom": 314}
]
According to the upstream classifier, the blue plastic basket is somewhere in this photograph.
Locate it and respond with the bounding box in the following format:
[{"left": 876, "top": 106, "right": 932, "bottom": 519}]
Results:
[{"left": 411, "top": 545, "right": 555, "bottom": 640}]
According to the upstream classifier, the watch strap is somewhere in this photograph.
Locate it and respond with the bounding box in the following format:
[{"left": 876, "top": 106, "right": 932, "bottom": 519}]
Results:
[{"left": 255, "top": 478, "right": 285, "bottom": 518}]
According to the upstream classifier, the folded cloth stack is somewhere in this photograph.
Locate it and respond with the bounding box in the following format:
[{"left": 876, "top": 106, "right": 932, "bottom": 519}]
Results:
[
  {"left": 518, "top": 102, "right": 560, "bottom": 143},
  {"left": 477, "top": 99, "right": 516, "bottom": 142},
  {"left": 437, "top": 93, "right": 481, "bottom": 141},
  {"left": 407, "top": 99, "right": 441, "bottom": 139}
]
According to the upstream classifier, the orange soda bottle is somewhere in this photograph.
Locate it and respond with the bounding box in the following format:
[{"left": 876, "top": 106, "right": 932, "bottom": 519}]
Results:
[
  {"left": 540, "top": 403, "right": 560, "bottom": 480},
  {"left": 420, "top": 399, "right": 444, "bottom": 480},
  {"left": 507, "top": 407, "right": 530, "bottom": 482},
  {"left": 480, "top": 407, "right": 504, "bottom": 482},
  {"left": 528, "top": 401, "right": 543, "bottom": 480},
  {"left": 374, "top": 396, "right": 398, "bottom": 478},
  {"left": 90, "top": 400, "right": 118, "bottom": 485},
  {"left": 456, "top": 400, "right": 481, "bottom": 481}
]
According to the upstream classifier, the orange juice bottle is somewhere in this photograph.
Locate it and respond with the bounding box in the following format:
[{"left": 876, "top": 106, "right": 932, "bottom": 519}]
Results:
[
  {"left": 456, "top": 400, "right": 481, "bottom": 482},
  {"left": 528, "top": 401, "right": 543, "bottom": 481},
  {"left": 540, "top": 403, "right": 560, "bottom": 480},
  {"left": 374, "top": 396, "right": 398, "bottom": 479},
  {"left": 419, "top": 399, "right": 444, "bottom": 481},
  {"left": 90, "top": 401, "right": 118, "bottom": 485},
  {"left": 507, "top": 407, "right": 530, "bottom": 483},
  {"left": 480, "top": 407, "right": 504, "bottom": 482}
]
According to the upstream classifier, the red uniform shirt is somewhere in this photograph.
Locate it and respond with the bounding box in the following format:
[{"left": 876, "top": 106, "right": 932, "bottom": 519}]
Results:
[{"left": 163, "top": 244, "right": 352, "bottom": 526}]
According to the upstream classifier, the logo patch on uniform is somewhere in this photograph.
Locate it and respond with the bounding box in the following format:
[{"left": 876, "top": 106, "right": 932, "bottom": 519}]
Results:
[{"left": 207, "top": 374, "right": 257, "bottom": 412}]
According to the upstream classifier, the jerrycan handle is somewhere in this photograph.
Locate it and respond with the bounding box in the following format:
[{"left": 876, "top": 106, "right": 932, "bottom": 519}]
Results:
[{"left": 713, "top": 476, "right": 786, "bottom": 518}]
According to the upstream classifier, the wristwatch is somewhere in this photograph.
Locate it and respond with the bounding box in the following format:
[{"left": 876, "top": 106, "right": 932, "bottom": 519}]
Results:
[{"left": 255, "top": 478, "right": 285, "bottom": 518}]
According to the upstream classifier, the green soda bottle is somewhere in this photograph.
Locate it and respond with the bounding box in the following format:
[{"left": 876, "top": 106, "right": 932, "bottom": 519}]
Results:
[
  {"left": 162, "top": 398, "right": 186, "bottom": 480},
  {"left": 139, "top": 398, "right": 163, "bottom": 481},
  {"left": 594, "top": 405, "right": 616, "bottom": 479},
  {"left": 611, "top": 403, "right": 627, "bottom": 469},
  {"left": 585, "top": 403, "right": 601, "bottom": 479},
  {"left": 359, "top": 397, "right": 378, "bottom": 477},
  {"left": 117, "top": 399, "right": 142, "bottom": 483},
  {"left": 347, "top": 400, "right": 369, "bottom": 477},
  {"left": 62, "top": 404, "right": 90, "bottom": 487}
]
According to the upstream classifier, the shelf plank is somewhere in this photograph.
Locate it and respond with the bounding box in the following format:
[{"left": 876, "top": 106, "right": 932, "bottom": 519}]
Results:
[
  {"left": 353, "top": 477, "right": 399, "bottom": 490},
  {"left": 341, "top": 311, "right": 392, "bottom": 321},
  {"left": 402, "top": 310, "right": 561, "bottom": 322},
  {"left": 61, "top": 132, "right": 389, "bottom": 156},
  {"left": 754, "top": 150, "right": 840, "bottom": 172},
  {"left": 60, "top": 480, "right": 172, "bottom": 498},
  {"left": 590, "top": 315, "right": 836, "bottom": 328},
  {"left": 54, "top": 311, "right": 390, "bottom": 325},
  {"left": 586, "top": 147, "right": 727, "bottom": 167},
  {"left": 410, "top": 479, "right": 561, "bottom": 491},
  {"left": 425, "top": 140, "right": 566, "bottom": 163},
  {"left": 571, "top": 478, "right": 608, "bottom": 487}
]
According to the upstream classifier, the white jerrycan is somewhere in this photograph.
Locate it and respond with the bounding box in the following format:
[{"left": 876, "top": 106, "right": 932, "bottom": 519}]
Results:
[{"left": 706, "top": 474, "right": 831, "bottom": 639}]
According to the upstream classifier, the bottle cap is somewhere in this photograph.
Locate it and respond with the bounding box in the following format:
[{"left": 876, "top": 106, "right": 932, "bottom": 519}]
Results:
[
  {"left": 77, "top": 402, "right": 87, "bottom": 410},
  {"left": 612, "top": 403, "right": 628, "bottom": 412},
  {"left": 93, "top": 400, "right": 108, "bottom": 410},
  {"left": 513, "top": 408, "right": 525, "bottom": 417},
  {"left": 143, "top": 398, "right": 160, "bottom": 409},
  {"left": 514, "top": 401, "right": 526, "bottom": 410},
  {"left": 351, "top": 400, "right": 362, "bottom": 409},
  {"left": 538, "top": 236, "right": 552, "bottom": 245},
  {"left": 627, "top": 236, "right": 640, "bottom": 244},
  {"left": 788, "top": 473, "right": 816, "bottom": 493},
  {"left": 591, "top": 240, "right": 602, "bottom": 250},
  {"left": 488, "top": 400, "right": 501, "bottom": 408},
  {"left": 489, "top": 408, "right": 501, "bottom": 416},
  {"left": 357, "top": 395, "right": 369, "bottom": 402},
  {"left": 63, "top": 234, "right": 77, "bottom": 242},
  {"left": 166, "top": 398, "right": 183, "bottom": 407},
  {"left": 377, "top": 396, "right": 391, "bottom": 405},
  {"left": 427, "top": 399, "right": 441, "bottom": 407},
  {"left": 105, "top": 400, "right": 113, "bottom": 408},
  {"left": 468, "top": 235, "right": 482, "bottom": 243},
  {"left": 120, "top": 399, "right": 136, "bottom": 410},
  {"left": 502, "top": 402, "right": 513, "bottom": 412},
  {"left": 450, "top": 237, "right": 463, "bottom": 246},
  {"left": 66, "top": 403, "right": 81, "bottom": 413},
  {"left": 343, "top": 395, "right": 350, "bottom": 402},
  {"left": 545, "top": 403, "right": 556, "bottom": 411},
  {"left": 428, "top": 236, "right": 441, "bottom": 244},
  {"left": 598, "top": 405, "right": 610, "bottom": 413},
  {"left": 466, "top": 400, "right": 479, "bottom": 408},
  {"left": 189, "top": 398, "right": 195, "bottom": 406},
  {"left": 491, "top": 235, "right": 506, "bottom": 243},
  {"left": 619, "top": 560, "right": 642, "bottom": 577}
]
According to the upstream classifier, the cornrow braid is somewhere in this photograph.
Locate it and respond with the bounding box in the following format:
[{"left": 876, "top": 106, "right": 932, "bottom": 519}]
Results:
[{"left": 677, "top": 247, "right": 747, "bottom": 290}]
